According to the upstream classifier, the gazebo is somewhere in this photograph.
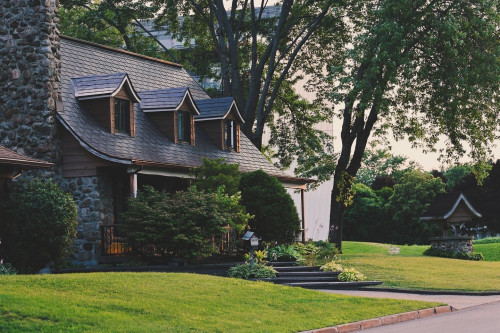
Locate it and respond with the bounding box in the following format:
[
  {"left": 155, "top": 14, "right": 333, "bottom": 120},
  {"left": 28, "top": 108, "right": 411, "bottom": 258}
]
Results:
[{"left": 420, "top": 192, "right": 481, "bottom": 254}]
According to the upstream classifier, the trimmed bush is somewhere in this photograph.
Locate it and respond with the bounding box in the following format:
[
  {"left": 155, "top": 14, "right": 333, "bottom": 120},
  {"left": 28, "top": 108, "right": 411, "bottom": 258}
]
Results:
[
  {"left": 227, "top": 263, "right": 277, "bottom": 279},
  {"left": 338, "top": 268, "right": 366, "bottom": 282},
  {"left": 0, "top": 179, "right": 78, "bottom": 273},
  {"left": 423, "top": 247, "right": 484, "bottom": 261},
  {"left": 240, "top": 170, "right": 301, "bottom": 244}
]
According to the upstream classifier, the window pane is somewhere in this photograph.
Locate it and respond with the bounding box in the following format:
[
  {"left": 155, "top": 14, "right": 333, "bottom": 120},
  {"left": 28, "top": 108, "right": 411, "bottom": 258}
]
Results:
[
  {"left": 178, "top": 111, "right": 190, "bottom": 142},
  {"left": 114, "top": 99, "right": 130, "bottom": 134}
]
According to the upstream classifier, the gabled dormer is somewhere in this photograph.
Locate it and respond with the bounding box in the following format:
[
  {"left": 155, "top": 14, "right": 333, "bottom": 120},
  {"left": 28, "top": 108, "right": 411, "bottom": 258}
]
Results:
[
  {"left": 72, "top": 73, "right": 140, "bottom": 137},
  {"left": 139, "top": 87, "right": 200, "bottom": 146},
  {"left": 195, "top": 97, "right": 244, "bottom": 152}
]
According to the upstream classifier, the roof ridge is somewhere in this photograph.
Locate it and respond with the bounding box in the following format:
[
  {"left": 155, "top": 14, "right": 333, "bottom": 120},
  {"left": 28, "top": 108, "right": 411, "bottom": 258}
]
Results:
[{"left": 60, "top": 35, "right": 183, "bottom": 69}]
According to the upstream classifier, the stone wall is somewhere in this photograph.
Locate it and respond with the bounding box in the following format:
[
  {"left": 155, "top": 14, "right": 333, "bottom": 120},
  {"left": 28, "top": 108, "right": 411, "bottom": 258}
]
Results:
[
  {"left": 63, "top": 176, "right": 114, "bottom": 265},
  {"left": 0, "top": 0, "right": 62, "bottom": 177},
  {"left": 430, "top": 236, "right": 474, "bottom": 254}
]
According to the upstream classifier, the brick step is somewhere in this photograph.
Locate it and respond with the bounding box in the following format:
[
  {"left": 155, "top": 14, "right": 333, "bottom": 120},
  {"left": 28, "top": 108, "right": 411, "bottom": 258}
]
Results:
[{"left": 282, "top": 281, "right": 383, "bottom": 290}]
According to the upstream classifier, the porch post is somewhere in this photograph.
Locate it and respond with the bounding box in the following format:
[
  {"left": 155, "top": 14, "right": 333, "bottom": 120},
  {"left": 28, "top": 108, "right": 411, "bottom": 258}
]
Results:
[
  {"left": 301, "top": 188, "right": 306, "bottom": 242},
  {"left": 130, "top": 173, "right": 137, "bottom": 198}
]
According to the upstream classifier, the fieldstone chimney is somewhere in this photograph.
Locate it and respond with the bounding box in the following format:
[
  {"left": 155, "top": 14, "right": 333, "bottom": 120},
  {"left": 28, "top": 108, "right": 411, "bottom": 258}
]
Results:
[{"left": 0, "top": 0, "right": 62, "bottom": 175}]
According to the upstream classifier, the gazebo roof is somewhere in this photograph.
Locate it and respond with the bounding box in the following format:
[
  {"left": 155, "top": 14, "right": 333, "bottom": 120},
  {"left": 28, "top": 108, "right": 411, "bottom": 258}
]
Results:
[{"left": 420, "top": 192, "right": 481, "bottom": 221}]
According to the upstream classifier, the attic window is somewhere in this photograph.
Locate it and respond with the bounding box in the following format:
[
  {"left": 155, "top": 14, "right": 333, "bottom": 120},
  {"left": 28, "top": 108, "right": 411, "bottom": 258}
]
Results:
[
  {"left": 114, "top": 99, "right": 131, "bottom": 134},
  {"left": 177, "top": 110, "right": 191, "bottom": 142}
]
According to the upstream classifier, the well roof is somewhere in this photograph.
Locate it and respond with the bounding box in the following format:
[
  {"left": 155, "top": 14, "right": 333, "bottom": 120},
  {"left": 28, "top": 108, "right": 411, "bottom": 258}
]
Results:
[{"left": 420, "top": 191, "right": 482, "bottom": 221}]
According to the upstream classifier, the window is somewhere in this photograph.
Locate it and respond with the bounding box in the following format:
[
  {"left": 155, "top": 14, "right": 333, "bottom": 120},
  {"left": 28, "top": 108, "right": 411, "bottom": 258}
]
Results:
[
  {"left": 114, "top": 99, "right": 130, "bottom": 134},
  {"left": 224, "top": 120, "right": 236, "bottom": 149},
  {"left": 177, "top": 110, "right": 191, "bottom": 142}
]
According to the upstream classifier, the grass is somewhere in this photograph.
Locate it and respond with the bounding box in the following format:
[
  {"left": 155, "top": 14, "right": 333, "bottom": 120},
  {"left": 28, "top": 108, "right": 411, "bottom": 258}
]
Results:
[
  {"left": 339, "top": 241, "right": 500, "bottom": 291},
  {"left": 0, "top": 273, "right": 441, "bottom": 332}
]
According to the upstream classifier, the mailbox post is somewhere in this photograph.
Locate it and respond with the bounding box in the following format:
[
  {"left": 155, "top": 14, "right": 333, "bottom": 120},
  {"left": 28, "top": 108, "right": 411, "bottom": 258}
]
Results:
[{"left": 242, "top": 231, "right": 259, "bottom": 268}]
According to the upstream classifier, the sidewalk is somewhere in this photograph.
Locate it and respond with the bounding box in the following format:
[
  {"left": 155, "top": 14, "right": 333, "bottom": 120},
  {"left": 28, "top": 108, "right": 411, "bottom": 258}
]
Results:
[{"left": 319, "top": 289, "right": 500, "bottom": 309}]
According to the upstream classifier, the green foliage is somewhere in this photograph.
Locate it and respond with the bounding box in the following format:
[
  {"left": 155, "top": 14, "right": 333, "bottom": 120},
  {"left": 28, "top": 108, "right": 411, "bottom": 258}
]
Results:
[
  {"left": 474, "top": 237, "right": 500, "bottom": 245},
  {"left": 0, "top": 261, "right": 17, "bottom": 275},
  {"left": 240, "top": 170, "right": 301, "bottom": 244},
  {"left": 227, "top": 263, "right": 277, "bottom": 279},
  {"left": 122, "top": 185, "right": 251, "bottom": 258},
  {"left": 338, "top": 268, "right": 366, "bottom": 282},
  {"left": 387, "top": 170, "right": 446, "bottom": 244},
  {"left": 266, "top": 245, "right": 302, "bottom": 262},
  {"left": 443, "top": 164, "right": 473, "bottom": 191},
  {"left": 423, "top": 247, "right": 484, "bottom": 261},
  {"left": 320, "top": 261, "right": 343, "bottom": 272},
  {"left": 356, "top": 149, "right": 410, "bottom": 187},
  {"left": 192, "top": 158, "right": 241, "bottom": 196},
  {"left": 0, "top": 179, "right": 78, "bottom": 274}
]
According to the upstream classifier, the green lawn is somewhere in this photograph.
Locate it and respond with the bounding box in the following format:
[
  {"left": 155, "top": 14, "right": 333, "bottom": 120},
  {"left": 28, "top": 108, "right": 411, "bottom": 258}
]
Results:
[
  {"left": 340, "top": 241, "right": 500, "bottom": 291},
  {"left": 0, "top": 273, "right": 440, "bottom": 332}
]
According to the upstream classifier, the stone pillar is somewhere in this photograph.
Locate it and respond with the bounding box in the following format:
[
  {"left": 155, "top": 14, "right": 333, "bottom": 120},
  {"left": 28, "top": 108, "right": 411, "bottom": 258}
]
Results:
[{"left": 0, "top": 0, "right": 62, "bottom": 178}]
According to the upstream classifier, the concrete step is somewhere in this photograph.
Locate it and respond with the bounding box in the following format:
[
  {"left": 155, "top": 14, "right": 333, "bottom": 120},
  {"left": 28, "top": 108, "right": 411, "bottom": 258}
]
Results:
[
  {"left": 265, "top": 261, "right": 297, "bottom": 267},
  {"left": 277, "top": 271, "right": 340, "bottom": 277},
  {"left": 273, "top": 265, "right": 321, "bottom": 272},
  {"left": 283, "top": 281, "right": 383, "bottom": 290},
  {"left": 259, "top": 276, "right": 339, "bottom": 284}
]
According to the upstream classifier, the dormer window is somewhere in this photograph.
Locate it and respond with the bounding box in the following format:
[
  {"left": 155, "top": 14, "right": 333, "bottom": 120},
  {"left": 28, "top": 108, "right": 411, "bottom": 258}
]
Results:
[
  {"left": 139, "top": 87, "right": 200, "bottom": 146},
  {"left": 72, "top": 73, "right": 140, "bottom": 137},
  {"left": 114, "top": 98, "right": 131, "bottom": 134},
  {"left": 224, "top": 120, "right": 236, "bottom": 149},
  {"left": 195, "top": 97, "right": 244, "bottom": 152}
]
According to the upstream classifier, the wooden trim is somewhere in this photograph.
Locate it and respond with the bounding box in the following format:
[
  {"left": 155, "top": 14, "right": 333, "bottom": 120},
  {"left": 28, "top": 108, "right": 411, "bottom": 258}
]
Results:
[
  {"left": 110, "top": 97, "right": 116, "bottom": 134},
  {"left": 173, "top": 111, "right": 178, "bottom": 144},
  {"left": 129, "top": 101, "right": 135, "bottom": 137},
  {"left": 220, "top": 120, "right": 225, "bottom": 150},
  {"left": 235, "top": 123, "right": 241, "bottom": 152},
  {"left": 190, "top": 113, "right": 195, "bottom": 146}
]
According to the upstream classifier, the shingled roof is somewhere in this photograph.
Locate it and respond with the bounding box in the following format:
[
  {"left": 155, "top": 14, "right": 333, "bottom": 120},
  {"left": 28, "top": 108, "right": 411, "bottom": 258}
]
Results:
[
  {"left": 139, "top": 87, "right": 200, "bottom": 114},
  {"left": 420, "top": 192, "right": 482, "bottom": 221},
  {"left": 0, "top": 145, "right": 53, "bottom": 168},
  {"left": 72, "top": 72, "right": 140, "bottom": 102},
  {"left": 195, "top": 97, "right": 244, "bottom": 123},
  {"left": 57, "top": 36, "right": 308, "bottom": 184}
]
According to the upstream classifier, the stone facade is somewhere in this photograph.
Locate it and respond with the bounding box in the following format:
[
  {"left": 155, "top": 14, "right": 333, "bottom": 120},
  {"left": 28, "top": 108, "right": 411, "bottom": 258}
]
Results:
[
  {"left": 62, "top": 176, "right": 114, "bottom": 265},
  {"left": 0, "top": 0, "right": 62, "bottom": 177},
  {"left": 430, "top": 236, "right": 474, "bottom": 254}
]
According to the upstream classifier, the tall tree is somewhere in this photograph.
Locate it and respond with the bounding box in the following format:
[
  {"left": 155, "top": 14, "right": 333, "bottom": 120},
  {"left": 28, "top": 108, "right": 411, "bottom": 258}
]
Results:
[{"left": 317, "top": 0, "right": 500, "bottom": 251}]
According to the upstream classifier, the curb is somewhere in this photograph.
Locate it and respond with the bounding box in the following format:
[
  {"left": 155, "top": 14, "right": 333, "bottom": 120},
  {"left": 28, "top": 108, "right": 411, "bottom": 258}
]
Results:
[
  {"left": 301, "top": 305, "right": 456, "bottom": 333},
  {"left": 359, "top": 287, "right": 500, "bottom": 296}
]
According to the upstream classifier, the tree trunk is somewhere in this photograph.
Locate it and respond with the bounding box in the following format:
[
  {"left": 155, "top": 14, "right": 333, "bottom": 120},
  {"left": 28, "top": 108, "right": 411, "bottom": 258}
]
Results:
[{"left": 328, "top": 176, "right": 345, "bottom": 253}]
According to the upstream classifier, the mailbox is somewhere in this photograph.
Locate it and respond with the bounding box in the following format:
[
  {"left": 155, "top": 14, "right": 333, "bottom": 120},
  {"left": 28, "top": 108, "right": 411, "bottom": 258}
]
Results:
[{"left": 250, "top": 235, "right": 259, "bottom": 247}]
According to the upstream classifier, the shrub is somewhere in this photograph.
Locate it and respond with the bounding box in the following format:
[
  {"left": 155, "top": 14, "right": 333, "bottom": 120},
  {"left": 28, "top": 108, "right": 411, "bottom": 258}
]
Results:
[
  {"left": 227, "top": 263, "right": 277, "bottom": 279},
  {"left": 0, "top": 179, "right": 78, "bottom": 274},
  {"left": 314, "top": 241, "right": 339, "bottom": 262},
  {"left": 423, "top": 247, "right": 484, "bottom": 261},
  {"left": 338, "top": 268, "right": 366, "bottom": 282},
  {"left": 240, "top": 170, "right": 301, "bottom": 244},
  {"left": 320, "top": 260, "right": 343, "bottom": 272},
  {"left": 122, "top": 186, "right": 251, "bottom": 259},
  {"left": 0, "top": 260, "right": 17, "bottom": 275},
  {"left": 192, "top": 158, "right": 241, "bottom": 196},
  {"left": 266, "top": 244, "right": 302, "bottom": 262}
]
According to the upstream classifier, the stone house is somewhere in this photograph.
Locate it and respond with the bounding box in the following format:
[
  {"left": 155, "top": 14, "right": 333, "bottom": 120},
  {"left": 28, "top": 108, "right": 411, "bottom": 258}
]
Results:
[{"left": 0, "top": 1, "right": 310, "bottom": 265}]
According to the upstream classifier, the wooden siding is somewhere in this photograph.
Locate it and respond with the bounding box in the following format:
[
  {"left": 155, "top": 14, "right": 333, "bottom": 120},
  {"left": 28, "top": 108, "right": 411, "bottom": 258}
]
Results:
[
  {"left": 82, "top": 98, "right": 111, "bottom": 132},
  {"left": 198, "top": 120, "right": 224, "bottom": 149},
  {"left": 148, "top": 112, "right": 176, "bottom": 143},
  {"left": 62, "top": 130, "right": 113, "bottom": 178},
  {"left": 448, "top": 202, "right": 474, "bottom": 223}
]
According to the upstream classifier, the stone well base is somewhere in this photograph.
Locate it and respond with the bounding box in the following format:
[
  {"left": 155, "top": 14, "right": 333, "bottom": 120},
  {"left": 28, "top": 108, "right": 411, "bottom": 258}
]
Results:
[{"left": 429, "top": 236, "right": 474, "bottom": 254}]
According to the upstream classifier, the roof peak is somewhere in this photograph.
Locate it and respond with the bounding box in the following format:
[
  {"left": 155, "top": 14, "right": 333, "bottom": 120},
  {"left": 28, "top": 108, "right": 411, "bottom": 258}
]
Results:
[{"left": 61, "top": 35, "right": 183, "bottom": 69}]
